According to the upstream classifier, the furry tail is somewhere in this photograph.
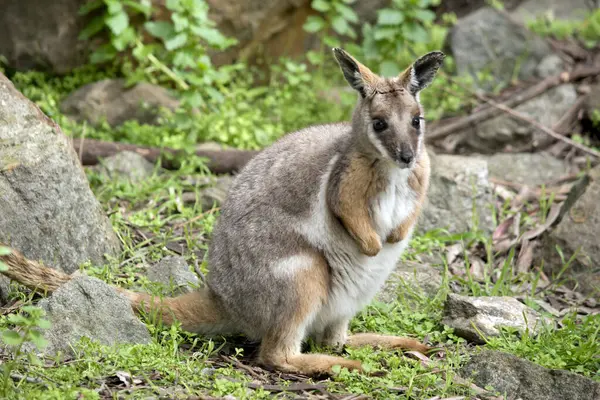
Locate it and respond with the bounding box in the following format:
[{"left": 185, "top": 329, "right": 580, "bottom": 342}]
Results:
[
  {"left": 0, "top": 244, "right": 71, "bottom": 293},
  {"left": 0, "top": 244, "right": 229, "bottom": 334}
]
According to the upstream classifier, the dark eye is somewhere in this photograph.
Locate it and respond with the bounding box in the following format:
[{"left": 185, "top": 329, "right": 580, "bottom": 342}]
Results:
[
  {"left": 412, "top": 116, "right": 421, "bottom": 129},
  {"left": 372, "top": 119, "right": 387, "bottom": 132}
]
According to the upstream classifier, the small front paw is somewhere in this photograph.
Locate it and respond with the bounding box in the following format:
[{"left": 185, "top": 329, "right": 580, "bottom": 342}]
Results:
[
  {"left": 386, "top": 229, "right": 404, "bottom": 244},
  {"left": 358, "top": 235, "right": 382, "bottom": 256}
]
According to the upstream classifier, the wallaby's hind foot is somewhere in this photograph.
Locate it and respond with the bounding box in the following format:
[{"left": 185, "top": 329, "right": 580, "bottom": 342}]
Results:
[
  {"left": 258, "top": 333, "right": 362, "bottom": 377},
  {"left": 346, "top": 333, "right": 431, "bottom": 354},
  {"left": 121, "top": 288, "right": 231, "bottom": 335}
]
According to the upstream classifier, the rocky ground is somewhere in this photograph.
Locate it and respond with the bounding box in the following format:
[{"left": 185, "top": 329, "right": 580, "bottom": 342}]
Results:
[{"left": 0, "top": 0, "right": 599, "bottom": 399}]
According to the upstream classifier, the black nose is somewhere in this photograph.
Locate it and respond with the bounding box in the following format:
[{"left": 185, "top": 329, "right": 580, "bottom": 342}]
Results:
[{"left": 399, "top": 151, "right": 414, "bottom": 164}]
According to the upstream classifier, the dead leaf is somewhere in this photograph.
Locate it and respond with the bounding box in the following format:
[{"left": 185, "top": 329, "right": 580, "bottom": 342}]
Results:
[
  {"left": 445, "top": 243, "right": 464, "bottom": 265},
  {"left": 520, "top": 203, "right": 561, "bottom": 242},
  {"left": 516, "top": 240, "right": 536, "bottom": 273}
]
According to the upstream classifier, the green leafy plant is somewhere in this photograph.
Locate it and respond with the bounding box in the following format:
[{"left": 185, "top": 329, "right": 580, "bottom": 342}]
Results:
[
  {"left": 361, "top": 0, "right": 450, "bottom": 76},
  {"left": 527, "top": 8, "right": 600, "bottom": 48},
  {"left": 303, "top": 0, "right": 361, "bottom": 65},
  {"left": 1, "top": 306, "right": 50, "bottom": 396},
  {"left": 79, "top": 0, "right": 238, "bottom": 106}
]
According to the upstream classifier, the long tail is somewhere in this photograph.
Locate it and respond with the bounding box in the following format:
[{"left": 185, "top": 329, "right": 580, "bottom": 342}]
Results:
[
  {"left": 0, "top": 244, "right": 228, "bottom": 334},
  {"left": 0, "top": 245, "right": 71, "bottom": 293}
]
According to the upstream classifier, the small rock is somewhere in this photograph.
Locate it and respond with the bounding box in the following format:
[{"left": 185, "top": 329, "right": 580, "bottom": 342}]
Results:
[
  {"left": 60, "top": 79, "right": 180, "bottom": 127},
  {"left": 511, "top": 0, "right": 593, "bottom": 24},
  {"left": 146, "top": 256, "right": 199, "bottom": 295},
  {"left": 477, "top": 152, "right": 569, "bottom": 186},
  {"left": 377, "top": 261, "right": 443, "bottom": 303},
  {"left": 200, "top": 176, "right": 233, "bottom": 210},
  {"left": 535, "top": 54, "right": 565, "bottom": 78},
  {"left": 98, "top": 151, "right": 157, "bottom": 183},
  {"left": 0, "top": 0, "right": 91, "bottom": 74},
  {"left": 442, "top": 294, "right": 547, "bottom": 344},
  {"left": 420, "top": 153, "right": 494, "bottom": 235},
  {"left": 31, "top": 276, "right": 150, "bottom": 356},
  {"left": 450, "top": 7, "right": 553, "bottom": 90},
  {"left": 466, "top": 84, "right": 577, "bottom": 152},
  {"left": 0, "top": 276, "right": 11, "bottom": 306},
  {"left": 460, "top": 350, "right": 600, "bottom": 400},
  {"left": 540, "top": 165, "right": 600, "bottom": 297}
]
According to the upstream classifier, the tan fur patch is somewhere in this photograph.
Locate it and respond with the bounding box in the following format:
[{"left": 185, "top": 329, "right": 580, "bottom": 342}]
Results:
[
  {"left": 386, "top": 150, "right": 431, "bottom": 244},
  {"left": 127, "top": 289, "right": 224, "bottom": 333},
  {"left": 346, "top": 333, "right": 431, "bottom": 354},
  {"left": 337, "top": 153, "right": 387, "bottom": 256}
]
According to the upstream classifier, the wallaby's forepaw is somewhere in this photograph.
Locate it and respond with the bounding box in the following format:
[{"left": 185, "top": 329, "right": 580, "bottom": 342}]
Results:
[
  {"left": 386, "top": 228, "right": 405, "bottom": 244},
  {"left": 358, "top": 234, "right": 382, "bottom": 256}
]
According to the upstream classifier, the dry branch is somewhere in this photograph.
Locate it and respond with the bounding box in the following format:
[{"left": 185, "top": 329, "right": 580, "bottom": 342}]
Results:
[
  {"left": 426, "top": 64, "right": 600, "bottom": 142},
  {"left": 71, "top": 138, "right": 258, "bottom": 174}
]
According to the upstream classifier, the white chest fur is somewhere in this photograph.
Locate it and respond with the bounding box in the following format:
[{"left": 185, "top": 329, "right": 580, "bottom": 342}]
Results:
[{"left": 298, "top": 159, "right": 417, "bottom": 338}]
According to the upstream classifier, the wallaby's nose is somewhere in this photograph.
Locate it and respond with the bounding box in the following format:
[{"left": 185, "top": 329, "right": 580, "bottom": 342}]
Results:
[{"left": 399, "top": 150, "right": 414, "bottom": 164}]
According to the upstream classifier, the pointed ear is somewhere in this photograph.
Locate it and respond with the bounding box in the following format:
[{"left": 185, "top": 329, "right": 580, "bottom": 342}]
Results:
[
  {"left": 400, "top": 51, "right": 445, "bottom": 95},
  {"left": 332, "top": 47, "right": 377, "bottom": 97}
]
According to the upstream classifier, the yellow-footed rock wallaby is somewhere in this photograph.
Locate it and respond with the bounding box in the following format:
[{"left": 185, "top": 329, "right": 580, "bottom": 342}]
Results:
[{"left": 0, "top": 48, "right": 445, "bottom": 376}]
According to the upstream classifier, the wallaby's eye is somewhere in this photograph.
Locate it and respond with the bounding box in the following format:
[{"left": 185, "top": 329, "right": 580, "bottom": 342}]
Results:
[
  {"left": 372, "top": 119, "right": 387, "bottom": 132},
  {"left": 412, "top": 116, "right": 421, "bottom": 129}
]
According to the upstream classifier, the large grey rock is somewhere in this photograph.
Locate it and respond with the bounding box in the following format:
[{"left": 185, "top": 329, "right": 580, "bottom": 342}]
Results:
[
  {"left": 540, "top": 166, "right": 600, "bottom": 297},
  {"left": 33, "top": 276, "right": 151, "bottom": 355},
  {"left": 511, "top": 0, "right": 594, "bottom": 24},
  {"left": 442, "top": 294, "right": 546, "bottom": 344},
  {"left": 466, "top": 84, "right": 577, "bottom": 153},
  {"left": 377, "top": 262, "right": 443, "bottom": 303},
  {"left": 0, "top": 73, "right": 119, "bottom": 274},
  {"left": 60, "top": 79, "right": 180, "bottom": 127},
  {"left": 460, "top": 350, "right": 600, "bottom": 400},
  {"left": 478, "top": 153, "right": 568, "bottom": 186},
  {"left": 0, "top": 0, "right": 90, "bottom": 74},
  {"left": 420, "top": 153, "right": 494, "bottom": 235},
  {"left": 450, "top": 7, "right": 554, "bottom": 90},
  {"left": 146, "top": 256, "right": 199, "bottom": 296},
  {"left": 98, "top": 151, "right": 157, "bottom": 183}
]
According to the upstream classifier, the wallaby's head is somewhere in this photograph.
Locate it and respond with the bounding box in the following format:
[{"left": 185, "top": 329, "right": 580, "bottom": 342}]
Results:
[{"left": 333, "top": 48, "right": 444, "bottom": 169}]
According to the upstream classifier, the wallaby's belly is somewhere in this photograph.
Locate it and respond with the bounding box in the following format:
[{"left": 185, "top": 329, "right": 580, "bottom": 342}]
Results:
[{"left": 307, "top": 235, "right": 411, "bottom": 337}]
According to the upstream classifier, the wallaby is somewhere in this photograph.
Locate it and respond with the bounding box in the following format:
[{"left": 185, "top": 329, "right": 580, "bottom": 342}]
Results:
[{"left": 0, "top": 48, "right": 444, "bottom": 376}]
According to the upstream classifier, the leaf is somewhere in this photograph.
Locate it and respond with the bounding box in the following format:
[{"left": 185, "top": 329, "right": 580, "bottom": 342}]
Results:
[
  {"left": 413, "top": 9, "right": 436, "bottom": 23},
  {"left": 331, "top": 15, "right": 350, "bottom": 35},
  {"left": 334, "top": 3, "right": 359, "bottom": 23},
  {"left": 172, "top": 13, "right": 189, "bottom": 32},
  {"left": 36, "top": 319, "right": 51, "bottom": 330},
  {"left": 2, "top": 330, "right": 22, "bottom": 346},
  {"left": 164, "top": 33, "right": 188, "bottom": 50},
  {"left": 105, "top": 11, "right": 129, "bottom": 36},
  {"left": 303, "top": 16, "right": 325, "bottom": 33},
  {"left": 28, "top": 330, "right": 48, "bottom": 349},
  {"left": 191, "top": 26, "right": 230, "bottom": 47},
  {"left": 0, "top": 261, "right": 7, "bottom": 272},
  {"left": 380, "top": 60, "right": 400, "bottom": 76},
  {"left": 311, "top": 0, "right": 330, "bottom": 12},
  {"left": 78, "top": 0, "right": 104, "bottom": 16},
  {"left": 112, "top": 27, "right": 136, "bottom": 51},
  {"left": 403, "top": 23, "right": 429, "bottom": 43},
  {"left": 377, "top": 9, "right": 404, "bottom": 25},
  {"left": 122, "top": 0, "right": 152, "bottom": 16},
  {"left": 90, "top": 44, "right": 118, "bottom": 64},
  {"left": 373, "top": 27, "right": 397, "bottom": 41},
  {"left": 0, "top": 246, "right": 11, "bottom": 256},
  {"left": 78, "top": 15, "right": 106, "bottom": 40},
  {"left": 145, "top": 21, "right": 175, "bottom": 40}
]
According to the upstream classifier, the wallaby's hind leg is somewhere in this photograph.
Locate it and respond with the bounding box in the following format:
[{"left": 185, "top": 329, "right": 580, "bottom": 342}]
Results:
[
  {"left": 258, "top": 252, "right": 362, "bottom": 376},
  {"left": 259, "top": 328, "right": 362, "bottom": 376},
  {"left": 346, "top": 333, "right": 431, "bottom": 354},
  {"left": 120, "top": 288, "right": 233, "bottom": 335}
]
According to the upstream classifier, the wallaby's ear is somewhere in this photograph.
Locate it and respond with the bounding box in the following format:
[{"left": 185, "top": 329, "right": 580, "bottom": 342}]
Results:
[
  {"left": 332, "top": 47, "right": 377, "bottom": 97},
  {"left": 400, "top": 51, "right": 445, "bottom": 95}
]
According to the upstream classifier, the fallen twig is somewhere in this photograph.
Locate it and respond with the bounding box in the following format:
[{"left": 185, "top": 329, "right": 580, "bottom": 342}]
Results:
[
  {"left": 427, "top": 64, "right": 600, "bottom": 142},
  {"left": 71, "top": 138, "right": 258, "bottom": 174},
  {"left": 444, "top": 76, "right": 600, "bottom": 158}
]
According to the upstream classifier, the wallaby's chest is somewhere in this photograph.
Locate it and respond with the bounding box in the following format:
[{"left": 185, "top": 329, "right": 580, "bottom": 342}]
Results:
[{"left": 369, "top": 169, "right": 415, "bottom": 239}]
